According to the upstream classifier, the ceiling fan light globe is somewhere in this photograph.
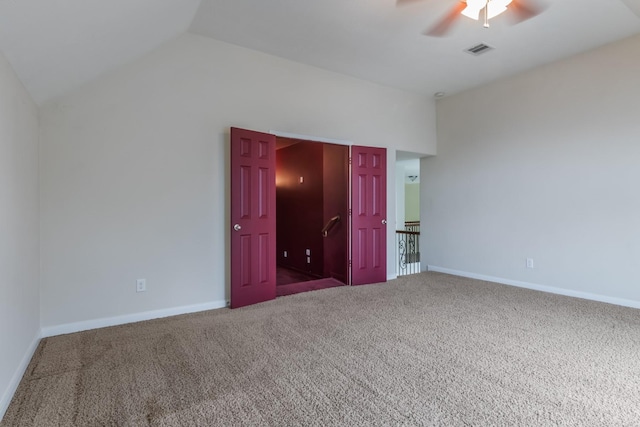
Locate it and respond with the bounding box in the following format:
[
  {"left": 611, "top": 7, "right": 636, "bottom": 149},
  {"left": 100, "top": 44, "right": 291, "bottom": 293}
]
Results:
[
  {"left": 461, "top": 8, "right": 480, "bottom": 20},
  {"left": 462, "top": 0, "right": 487, "bottom": 20}
]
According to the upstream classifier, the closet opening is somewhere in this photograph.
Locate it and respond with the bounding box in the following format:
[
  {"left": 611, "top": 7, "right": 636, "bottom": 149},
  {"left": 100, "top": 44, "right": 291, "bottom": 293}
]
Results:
[{"left": 275, "top": 137, "right": 349, "bottom": 297}]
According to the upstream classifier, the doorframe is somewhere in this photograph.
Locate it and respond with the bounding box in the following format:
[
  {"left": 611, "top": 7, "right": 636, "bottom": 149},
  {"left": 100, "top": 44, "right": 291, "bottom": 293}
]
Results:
[
  {"left": 270, "top": 130, "right": 354, "bottom": 285},
  {"left": 269, "top": 130, "right": 354, "bottom": 146}
]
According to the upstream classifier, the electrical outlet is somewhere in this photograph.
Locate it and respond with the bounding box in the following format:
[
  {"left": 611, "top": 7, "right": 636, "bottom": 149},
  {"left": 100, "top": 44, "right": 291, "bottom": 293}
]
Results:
[
  {"left": 284, "top": 251, "right": 288, "bottom": 258},
  {"left": 307, "top": 256, "right": 311, "bottom": 264},
  {"left": 306, "top": 249, "right": 311, "bottom": 256},
  {"left": 526, "top": 258, "right": 534, "bottom": 269},
  {"left": 136, "top": 279, "right": 147, "bottom": 292}
]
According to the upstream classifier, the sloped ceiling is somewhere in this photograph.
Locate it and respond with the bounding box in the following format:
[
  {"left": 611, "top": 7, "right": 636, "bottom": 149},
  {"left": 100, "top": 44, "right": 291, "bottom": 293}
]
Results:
[
  {"left": 190, "top": 0, "right": 640, "bottom": 97},
  {"left": 0, "top": 0, "right": 201, "bottom": 105},
  {"left": 1, "top": 0, "right": 639, "bottom": 105}
]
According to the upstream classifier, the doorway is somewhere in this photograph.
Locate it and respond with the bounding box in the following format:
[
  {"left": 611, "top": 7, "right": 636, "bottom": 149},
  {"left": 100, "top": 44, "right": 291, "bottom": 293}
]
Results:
[
  {"left": 230, "top": 127, "right": 387, "bottom": 308},
  {"left": 275, "top": 138, "right": 348, "bottom": 296},
  {"left": 396, "top": 155, "right": 421, "bottom": 276}
]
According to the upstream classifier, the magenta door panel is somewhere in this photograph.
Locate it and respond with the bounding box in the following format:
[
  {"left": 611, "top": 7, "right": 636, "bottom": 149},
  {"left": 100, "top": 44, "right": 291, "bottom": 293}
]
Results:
[
  {"left": 351, "top": 146, "right": 387, "bottom": 286},
  {"left": 230, "top": 127, "right": 276, "bottom": 308}
]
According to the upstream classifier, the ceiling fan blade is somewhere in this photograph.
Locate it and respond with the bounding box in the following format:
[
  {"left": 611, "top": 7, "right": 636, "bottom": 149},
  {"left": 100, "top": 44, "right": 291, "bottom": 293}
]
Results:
[
  {"left": 509, "top": 0, "right": 546, "bottom": 23},
  {"left": 424, "top": 1, "right": 466, "bottom": 37}
]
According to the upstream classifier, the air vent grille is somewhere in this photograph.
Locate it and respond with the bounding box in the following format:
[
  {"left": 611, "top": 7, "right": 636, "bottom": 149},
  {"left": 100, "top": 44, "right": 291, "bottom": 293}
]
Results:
[{"left": 465, "top": 43, "right": 494, "bottom": 56}]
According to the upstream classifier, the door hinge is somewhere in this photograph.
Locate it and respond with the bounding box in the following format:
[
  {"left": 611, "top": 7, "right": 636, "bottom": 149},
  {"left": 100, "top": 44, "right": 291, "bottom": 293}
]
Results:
[
  {"left": 348, "top": 157, "right": 352, "bottom": 165},
  {"left": 348, "top": 260, "right": 352, "bottom": 267},
  {"left": 348, "top": 209, "right": 352, "bottom": 216}
]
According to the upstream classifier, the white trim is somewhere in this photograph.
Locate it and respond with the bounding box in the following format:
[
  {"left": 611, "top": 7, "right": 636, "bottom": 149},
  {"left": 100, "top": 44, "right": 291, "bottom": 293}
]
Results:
[
  {"left": 0, "top": 331, "right": 41, "bottom": 421},
  {"left": 427, "top": 266, "right": 640, "bottom": 310},
  {"left": 387, "top": 273, "right": 398, "bottom": 281},
  {"left": 269, "top": 130, "right": 353, "bottom": 146},
  {"left": 41, "top": 300, "right": 227, "bottom": 338}
]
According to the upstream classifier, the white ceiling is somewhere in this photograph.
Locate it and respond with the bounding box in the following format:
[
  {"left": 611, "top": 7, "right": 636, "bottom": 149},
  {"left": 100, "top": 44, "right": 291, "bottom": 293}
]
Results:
[
  {"left": 0, "top": 0, "right": 201, "bottom": 105},
  {"left": 1, "top": 0, "right": 639, "bottom": 105}
]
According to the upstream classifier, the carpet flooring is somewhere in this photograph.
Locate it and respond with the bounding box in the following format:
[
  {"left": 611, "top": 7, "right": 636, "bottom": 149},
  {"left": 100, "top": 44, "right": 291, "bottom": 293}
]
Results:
[{"left": 3, "top": 272, "right": 640, "bottom": 426}]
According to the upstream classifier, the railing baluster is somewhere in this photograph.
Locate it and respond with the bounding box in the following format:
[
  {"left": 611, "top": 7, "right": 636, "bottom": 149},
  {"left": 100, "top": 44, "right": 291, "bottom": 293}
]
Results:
[{"left": 396, "top": 224, "right": 420, "bottom": 276}]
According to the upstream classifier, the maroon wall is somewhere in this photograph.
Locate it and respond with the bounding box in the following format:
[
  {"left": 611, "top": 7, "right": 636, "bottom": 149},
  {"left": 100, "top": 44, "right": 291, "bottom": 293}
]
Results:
[
  {"left": 276, "top": 140, "right": 324, "bottom": 277},
  {"left": 322, "top": 143, "right": 348, "bottom": 283}
]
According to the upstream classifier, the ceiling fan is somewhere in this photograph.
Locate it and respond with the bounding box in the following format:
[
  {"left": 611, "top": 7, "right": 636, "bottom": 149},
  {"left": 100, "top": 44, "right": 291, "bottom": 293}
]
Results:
[{"left": 397, "top": 0, "right": 545, "bottom": 37}]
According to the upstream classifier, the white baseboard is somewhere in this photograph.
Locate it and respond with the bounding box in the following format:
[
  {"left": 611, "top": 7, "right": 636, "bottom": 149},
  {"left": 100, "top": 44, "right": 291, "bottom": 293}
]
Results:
[
  {"left": 0, "top": 330, "right": 41, "bottom": 421},
  {"left": 41, "top": 300, "right": 228, "bottom": 338},
  {"left": 387, "top": 273, "right": 398, "bottom": 281},
  {"left": 427, "top": 265, "right": 640, "bottom": 310}
]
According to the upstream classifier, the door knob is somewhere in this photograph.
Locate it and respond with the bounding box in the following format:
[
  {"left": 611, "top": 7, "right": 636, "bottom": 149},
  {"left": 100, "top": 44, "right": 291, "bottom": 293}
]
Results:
[
  {"left": 233, "top": 224, "right": 241, "bottom": 231},
  {"left": 381, "top": 219, "right": 387, "bottom": 225}
]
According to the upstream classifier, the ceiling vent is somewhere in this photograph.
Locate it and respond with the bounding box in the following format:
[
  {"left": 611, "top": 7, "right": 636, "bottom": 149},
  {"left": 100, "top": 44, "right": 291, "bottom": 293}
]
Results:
[{"left": 465, "top": 43, "right": 494, "bottom": 56}]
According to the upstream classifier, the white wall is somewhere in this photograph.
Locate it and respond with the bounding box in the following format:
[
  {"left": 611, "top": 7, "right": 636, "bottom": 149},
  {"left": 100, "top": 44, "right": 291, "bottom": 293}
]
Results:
[
  {"left": 405, "top": 183, "right": 420, "bottom": 222},
  {"left": 386, "top": 149, "right": 398, "bottom": 280},
  {"left": 395, "top": 164, "right": 406, "bottom": 228},
  {"left": 39, "top": 33, "right": 436, "bottom": 329},
  {"left": 423, "top": 34, "right": 640, "bottom": 305},
  {"left": 0, "top": 51, "right": 40, "bottom": 419}
]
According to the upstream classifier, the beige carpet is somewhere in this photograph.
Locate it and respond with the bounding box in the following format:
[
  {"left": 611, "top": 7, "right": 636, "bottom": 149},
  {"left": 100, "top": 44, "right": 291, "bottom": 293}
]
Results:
[{"left": 3, "top": 272, "right": 640, "bottom": 426}]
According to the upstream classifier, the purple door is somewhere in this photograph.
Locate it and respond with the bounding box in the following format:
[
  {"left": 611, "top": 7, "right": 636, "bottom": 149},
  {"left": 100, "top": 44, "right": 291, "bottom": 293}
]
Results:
[
  {"left": 230, "top": 127, "right": 276, "bottom": 308},
  {"left": 351, "top": 145, "right": 387, "bottom": 285}
]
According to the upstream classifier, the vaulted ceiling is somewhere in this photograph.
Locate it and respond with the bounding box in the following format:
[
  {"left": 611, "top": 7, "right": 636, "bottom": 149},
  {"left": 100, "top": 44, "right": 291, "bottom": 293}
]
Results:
[{"left": 1, "top": 0, "right": 639, "bottom": 105}]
